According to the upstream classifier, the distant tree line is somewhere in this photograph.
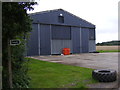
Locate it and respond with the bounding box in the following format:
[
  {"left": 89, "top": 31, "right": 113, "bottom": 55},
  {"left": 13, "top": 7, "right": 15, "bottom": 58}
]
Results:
[{"left": 96, "top": 40, "right": 120, "bottom": 46}]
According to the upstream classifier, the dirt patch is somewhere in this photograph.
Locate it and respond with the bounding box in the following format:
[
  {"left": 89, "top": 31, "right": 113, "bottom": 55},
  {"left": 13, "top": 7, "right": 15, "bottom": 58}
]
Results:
[
  {"left": 49, "top": 60, "right": 63, "bottom": 63},
  {"left": 61, "top": 80, "right": 81, "bottom": 88},
  {"left": 83, "top": 59, "right": 92, "bottom": 60},
  {"left": 87, "top": 80, "right": 119, "bottom": 89}
]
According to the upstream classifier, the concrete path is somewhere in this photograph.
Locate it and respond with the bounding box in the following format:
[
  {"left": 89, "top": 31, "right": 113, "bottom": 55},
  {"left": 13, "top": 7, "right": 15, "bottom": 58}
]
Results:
[{"left": 30, "top": 53, "right": 119, "bottom": 89}]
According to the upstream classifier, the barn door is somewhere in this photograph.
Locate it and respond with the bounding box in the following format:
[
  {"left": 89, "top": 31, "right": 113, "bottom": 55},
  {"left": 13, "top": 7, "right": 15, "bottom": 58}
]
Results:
[
  {"left": 40, "top": 24, "right": 51, "bottom": 55},
  {"left": 81, "top": 28, "right": 89, "bottom": 53},
  {"left": 71, "top": 27, "right": 81, "bottom": 53},
  {"left": 51, "top": 25, "right": 72, "bottom": 54}
]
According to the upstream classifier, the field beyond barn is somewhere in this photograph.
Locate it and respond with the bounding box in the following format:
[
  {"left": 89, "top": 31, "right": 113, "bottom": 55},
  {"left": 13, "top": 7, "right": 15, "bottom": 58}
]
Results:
[{"left": 96, "top": 46, "right": 120, "bottom": 51}]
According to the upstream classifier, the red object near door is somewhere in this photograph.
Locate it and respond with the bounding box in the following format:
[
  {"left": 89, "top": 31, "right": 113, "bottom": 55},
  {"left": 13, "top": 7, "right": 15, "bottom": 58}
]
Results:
[{"left": 62, "top": 48, "right": 70, "bottom": 55}]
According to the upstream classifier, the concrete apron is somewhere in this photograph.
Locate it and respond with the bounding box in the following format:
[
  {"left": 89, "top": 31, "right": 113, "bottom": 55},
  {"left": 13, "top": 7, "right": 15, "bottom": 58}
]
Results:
[{"left": 30, "top": 53, "right": 119, "bottom": 89}]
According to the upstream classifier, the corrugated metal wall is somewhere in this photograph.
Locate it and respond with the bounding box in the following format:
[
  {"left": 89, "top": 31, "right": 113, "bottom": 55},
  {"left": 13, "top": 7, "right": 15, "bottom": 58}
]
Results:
[
  {"left": 27, "top": 24, "right": 39, "bottom": 56},
  {"left": 40, "top": 24, "right": 51, "bottom": 55},
  {"left": 81, "top": 28, "right": 89, "bottom": 53},
  {"left": 27, "top": 24, "right": 95, "bottom": 55},
  {"left": 71, "top": 27, "right": 81, "bottom": 53},
  {"left": 51, "top": 40, "right": 72, "bottom": 54}
]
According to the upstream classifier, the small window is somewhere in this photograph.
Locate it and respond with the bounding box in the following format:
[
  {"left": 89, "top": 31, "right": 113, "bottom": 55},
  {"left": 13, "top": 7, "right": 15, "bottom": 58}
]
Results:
[{"left": 58, "top": 16, "right": 64, "bottom": 23}]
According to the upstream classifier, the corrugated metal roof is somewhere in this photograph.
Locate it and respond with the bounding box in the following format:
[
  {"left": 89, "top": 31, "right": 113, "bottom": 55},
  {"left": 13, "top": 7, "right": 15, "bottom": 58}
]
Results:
[{"left": 29, "top": 9, "right": 95, "bottom": 28}]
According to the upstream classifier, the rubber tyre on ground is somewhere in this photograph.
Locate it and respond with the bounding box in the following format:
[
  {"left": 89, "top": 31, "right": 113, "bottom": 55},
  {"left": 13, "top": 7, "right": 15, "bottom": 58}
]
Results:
[{"left": 92, "top": 69, "right": 117, "bottom": 82}]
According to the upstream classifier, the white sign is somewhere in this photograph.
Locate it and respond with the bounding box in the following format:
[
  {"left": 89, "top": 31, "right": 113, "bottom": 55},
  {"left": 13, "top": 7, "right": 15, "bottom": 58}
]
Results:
[{"left": 10, "top": 39, "right": 21, "bottom": 45}]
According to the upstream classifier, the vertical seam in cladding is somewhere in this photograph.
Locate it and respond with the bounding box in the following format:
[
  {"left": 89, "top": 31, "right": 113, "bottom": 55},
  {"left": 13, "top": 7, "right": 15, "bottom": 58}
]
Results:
[
  {"left": 80, "top": 27, "right": 82, "bottom": 53},
  {"left": 50, "top": 24, "right": 52, "bottom": 54},
  {"left": 38, "top": 24, "right": 40, "bottom": 55},
  {"left": 70, "top": 27, "right": 73, "bottom": 53},
  {"left": 71, "top": 27, "right": 73, "bottom": 53},
  {"left": 88, "top": 29, "right": 90, "bottom": 52},
  {"left": 88, "top": 29, "right": 89, "bottom": 52}
]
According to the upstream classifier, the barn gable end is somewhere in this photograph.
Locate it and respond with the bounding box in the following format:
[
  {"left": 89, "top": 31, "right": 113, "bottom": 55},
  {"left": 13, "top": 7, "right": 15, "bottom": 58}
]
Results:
[{"left": 27, "top": 9, "right": 96, "bottom": 56}]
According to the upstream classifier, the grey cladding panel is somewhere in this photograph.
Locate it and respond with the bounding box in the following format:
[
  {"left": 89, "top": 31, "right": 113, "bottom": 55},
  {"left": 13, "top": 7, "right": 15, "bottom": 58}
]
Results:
[
  {"left": 40, "top": 24, "right": 51, "bottom": 55},
  {"left": 52, "top": 25, "right": 71, "bottom": 40},
  {"left": 71, "top": 27, "right": 81, "bottom": 53},
  {"left": 27, "top": 24, "right": 38, "bottom": 56},
  {"left": 89, "top": 40, "right": 96, "bottom": 52},
  {"left": 81, "top": 28, "right": 89, "bottom": 53},
  {"left": 89, "top": 29, "right": 95, "bottom": 40},
  {"left": 51, "top": 40, "right": 72, "bottom": 54}
]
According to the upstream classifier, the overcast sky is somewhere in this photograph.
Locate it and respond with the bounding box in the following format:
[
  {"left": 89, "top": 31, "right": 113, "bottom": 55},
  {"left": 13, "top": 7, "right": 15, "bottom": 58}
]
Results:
[{"left": 27, "top": 0, "right": 119, "bottom": 43}]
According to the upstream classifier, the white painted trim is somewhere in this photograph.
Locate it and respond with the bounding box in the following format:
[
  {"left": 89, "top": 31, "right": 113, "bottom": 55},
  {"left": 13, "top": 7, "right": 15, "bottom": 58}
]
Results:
[{"left": 38, "top": 24, "right": 40, "bottom": 55}]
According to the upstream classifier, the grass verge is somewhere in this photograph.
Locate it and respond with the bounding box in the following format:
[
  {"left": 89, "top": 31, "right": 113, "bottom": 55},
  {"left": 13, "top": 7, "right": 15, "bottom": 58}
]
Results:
[
  {"left": 27, "top": 58, "right": 98, "bottom": 88},
  {"left": 97, "top": 50, "right": 120, "bottom": 53}
]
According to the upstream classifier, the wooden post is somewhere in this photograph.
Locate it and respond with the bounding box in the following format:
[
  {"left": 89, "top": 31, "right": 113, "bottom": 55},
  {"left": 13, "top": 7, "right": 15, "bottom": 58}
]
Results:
[{"left": 8, "top": 39, "right": 13, "bottom": 88}]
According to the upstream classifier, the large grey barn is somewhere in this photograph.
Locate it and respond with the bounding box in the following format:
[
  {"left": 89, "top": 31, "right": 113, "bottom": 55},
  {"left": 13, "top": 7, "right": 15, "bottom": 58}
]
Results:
[{"left": 27, "top": 9, "right": 96, "bottom": 56}]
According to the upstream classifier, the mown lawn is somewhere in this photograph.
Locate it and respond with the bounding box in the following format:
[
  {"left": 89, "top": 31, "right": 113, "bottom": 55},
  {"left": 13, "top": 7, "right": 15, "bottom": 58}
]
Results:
[
  {"left": 27, "top": 58, "right": 98, "bottom": 88},
  {"left": 97, "top": 50, "right": 120, "bottom": 53}
]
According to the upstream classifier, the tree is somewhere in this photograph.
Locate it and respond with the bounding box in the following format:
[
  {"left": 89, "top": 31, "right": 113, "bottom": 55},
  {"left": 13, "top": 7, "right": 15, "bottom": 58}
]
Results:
[{"left": 2, "top": 2, "right": 37, "bottom": 88}]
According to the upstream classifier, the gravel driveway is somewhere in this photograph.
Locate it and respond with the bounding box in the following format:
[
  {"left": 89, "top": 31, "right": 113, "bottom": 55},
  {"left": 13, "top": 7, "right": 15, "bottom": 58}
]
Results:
[{"left": 30, "top": 52, "right": 119, "bottom": 89}]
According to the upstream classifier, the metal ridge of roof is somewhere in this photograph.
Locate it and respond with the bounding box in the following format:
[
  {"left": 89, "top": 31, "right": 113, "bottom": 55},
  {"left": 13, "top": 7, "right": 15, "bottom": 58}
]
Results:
[
  {"left": 29, "top": 8, "right": 62, "bottom": 15},
  {"left": 29, "top": 8, "right": 95, "bottom": 27}
]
